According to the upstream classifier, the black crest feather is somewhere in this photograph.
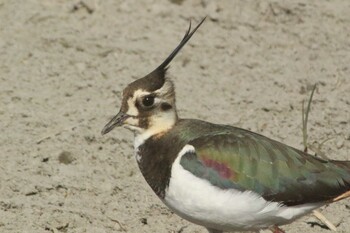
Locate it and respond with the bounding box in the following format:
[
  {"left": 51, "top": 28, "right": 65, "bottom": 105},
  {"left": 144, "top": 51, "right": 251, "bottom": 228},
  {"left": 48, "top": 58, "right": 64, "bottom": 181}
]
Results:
[
  {"left": 156, "top": 17, "right": 206, "bottom": 71},
  {"left": 125, "top": 18, "right": 206, "bottom": 94}
]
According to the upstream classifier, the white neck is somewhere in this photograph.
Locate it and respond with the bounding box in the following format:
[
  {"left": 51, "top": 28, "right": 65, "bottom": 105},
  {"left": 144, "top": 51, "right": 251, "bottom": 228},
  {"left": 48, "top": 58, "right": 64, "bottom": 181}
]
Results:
[{"left": 134, "top": 111, "right": 177, "bottom": 149}]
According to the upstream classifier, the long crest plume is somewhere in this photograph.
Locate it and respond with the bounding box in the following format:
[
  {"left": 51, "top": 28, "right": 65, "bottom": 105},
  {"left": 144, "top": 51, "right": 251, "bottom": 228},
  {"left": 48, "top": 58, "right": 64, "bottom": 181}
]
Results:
[
  {"left": 120, "top": 18, "right": 206, "bottom": 100},
  {"left": 126, "top": 17, "right": 207, "bottom": 94},
  {"left": 156, "top": 17, "right": 206, "bottom": 72}
]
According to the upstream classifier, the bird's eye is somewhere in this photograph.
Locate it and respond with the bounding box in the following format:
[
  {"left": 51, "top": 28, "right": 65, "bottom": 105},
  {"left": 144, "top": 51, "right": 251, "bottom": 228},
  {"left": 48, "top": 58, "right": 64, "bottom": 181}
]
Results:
[{"left": 142, "top": 96, "right": 155, "bottom": 107}]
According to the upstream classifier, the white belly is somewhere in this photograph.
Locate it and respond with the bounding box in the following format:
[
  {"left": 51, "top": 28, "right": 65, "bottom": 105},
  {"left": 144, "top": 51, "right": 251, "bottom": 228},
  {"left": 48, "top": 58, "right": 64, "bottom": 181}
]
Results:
[{"left": 163, "top": 145, "right": 322, "bottom": 231}]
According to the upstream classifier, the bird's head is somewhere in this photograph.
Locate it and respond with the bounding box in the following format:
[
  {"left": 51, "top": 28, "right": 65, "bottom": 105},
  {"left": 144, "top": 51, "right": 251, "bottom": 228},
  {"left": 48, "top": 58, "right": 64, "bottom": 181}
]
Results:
[{"left": 101, "top": 18, "right": 206, "bottom": 138}]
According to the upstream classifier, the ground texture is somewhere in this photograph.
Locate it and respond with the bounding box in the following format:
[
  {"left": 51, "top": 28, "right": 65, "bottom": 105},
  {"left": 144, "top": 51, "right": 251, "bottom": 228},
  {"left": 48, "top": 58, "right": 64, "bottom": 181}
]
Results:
[{"left": 1, "top": 0, "right": 350, "bottom": 232}]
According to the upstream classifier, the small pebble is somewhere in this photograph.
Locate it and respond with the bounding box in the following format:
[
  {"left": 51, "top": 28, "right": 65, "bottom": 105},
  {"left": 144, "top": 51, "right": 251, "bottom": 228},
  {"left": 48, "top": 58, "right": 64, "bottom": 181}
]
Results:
[{"left": 58, "top": 151, "right": 75, "bottom": 164}]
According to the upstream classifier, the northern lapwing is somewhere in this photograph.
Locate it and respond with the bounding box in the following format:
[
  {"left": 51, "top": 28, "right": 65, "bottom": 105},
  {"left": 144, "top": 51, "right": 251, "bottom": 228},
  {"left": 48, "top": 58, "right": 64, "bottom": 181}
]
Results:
[{"left": 101, "top": 18, "right": 350, "bottom": 233}]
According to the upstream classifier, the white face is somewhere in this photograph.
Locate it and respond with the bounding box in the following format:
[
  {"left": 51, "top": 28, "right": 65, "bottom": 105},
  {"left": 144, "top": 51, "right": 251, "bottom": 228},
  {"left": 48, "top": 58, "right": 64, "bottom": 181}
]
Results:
[{"left": 122, "top": 80, "right": 178, "bottom": 137}]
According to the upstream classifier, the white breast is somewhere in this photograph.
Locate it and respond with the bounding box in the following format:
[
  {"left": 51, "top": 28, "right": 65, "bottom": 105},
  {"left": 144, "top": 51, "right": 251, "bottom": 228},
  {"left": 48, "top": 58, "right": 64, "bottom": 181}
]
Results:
[{"left": 163, "top": 145, "right": 322, "bottom": 231}]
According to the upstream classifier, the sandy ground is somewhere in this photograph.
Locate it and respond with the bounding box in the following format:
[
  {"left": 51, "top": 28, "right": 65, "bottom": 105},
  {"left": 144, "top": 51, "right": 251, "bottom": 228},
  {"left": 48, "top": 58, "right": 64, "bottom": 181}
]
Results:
[{"left": 1, "top": 0, "right": 350, "bottom": 232}]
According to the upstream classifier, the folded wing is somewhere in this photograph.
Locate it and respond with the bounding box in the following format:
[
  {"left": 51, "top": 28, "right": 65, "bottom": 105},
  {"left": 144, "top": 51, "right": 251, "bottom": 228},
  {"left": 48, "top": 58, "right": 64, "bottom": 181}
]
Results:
[{"left": 180, "top": 129, "right": 350, "bottom": 206}]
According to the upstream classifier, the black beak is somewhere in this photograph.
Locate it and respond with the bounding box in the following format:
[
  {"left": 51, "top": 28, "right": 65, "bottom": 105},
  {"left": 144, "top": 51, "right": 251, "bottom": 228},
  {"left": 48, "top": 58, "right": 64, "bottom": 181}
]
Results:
[{"left": 101, "top": 111, "right": 129, "bottom": 135}]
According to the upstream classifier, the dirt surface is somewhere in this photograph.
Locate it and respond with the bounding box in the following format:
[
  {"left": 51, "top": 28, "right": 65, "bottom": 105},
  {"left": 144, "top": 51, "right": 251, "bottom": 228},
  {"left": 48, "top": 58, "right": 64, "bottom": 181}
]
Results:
[{"left": 1, "top": 0, "right": 350, "bottom": 232}]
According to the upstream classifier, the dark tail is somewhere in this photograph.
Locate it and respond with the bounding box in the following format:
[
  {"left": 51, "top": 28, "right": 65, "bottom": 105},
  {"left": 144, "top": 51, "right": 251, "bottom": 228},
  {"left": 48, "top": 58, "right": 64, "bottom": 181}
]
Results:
[
  {"left": 331, "top": 160, "right": 350, "bottom": 202},
  {"left": 331, "top": 160, "right": 350, "bottom": 172}
]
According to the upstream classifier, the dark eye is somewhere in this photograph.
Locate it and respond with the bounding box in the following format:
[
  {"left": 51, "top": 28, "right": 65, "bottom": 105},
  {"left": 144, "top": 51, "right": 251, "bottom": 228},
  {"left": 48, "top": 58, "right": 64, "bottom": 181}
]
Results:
[{"left": 142, "top": 96, "right": 155, "bottom": 107}]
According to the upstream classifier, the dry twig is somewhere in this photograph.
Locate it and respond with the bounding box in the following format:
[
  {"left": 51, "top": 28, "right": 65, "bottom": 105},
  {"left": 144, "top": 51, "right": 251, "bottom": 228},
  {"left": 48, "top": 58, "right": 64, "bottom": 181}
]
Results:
[{"left": 301, "top": 84, "right": 337, "bottom": 231}]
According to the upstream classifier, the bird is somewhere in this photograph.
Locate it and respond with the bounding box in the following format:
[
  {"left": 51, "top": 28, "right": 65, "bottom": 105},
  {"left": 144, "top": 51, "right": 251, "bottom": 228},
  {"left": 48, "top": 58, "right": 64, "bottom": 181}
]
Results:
[{"left": 101, "top": 18, "right": 350, "bottom": 233}]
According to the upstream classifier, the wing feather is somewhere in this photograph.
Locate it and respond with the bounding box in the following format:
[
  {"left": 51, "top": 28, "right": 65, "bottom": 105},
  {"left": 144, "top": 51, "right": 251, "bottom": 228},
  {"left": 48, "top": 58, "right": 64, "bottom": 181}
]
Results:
[{"left": 179, "top": 129, "right": 350, "bottom": 206}]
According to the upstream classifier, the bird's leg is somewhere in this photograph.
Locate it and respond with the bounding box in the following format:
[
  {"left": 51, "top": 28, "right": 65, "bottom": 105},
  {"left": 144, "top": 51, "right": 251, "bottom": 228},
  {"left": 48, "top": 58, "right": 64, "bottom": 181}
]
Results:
[
  {"left": 206, "top": 228, "right": 223, "bottom": 233},
  {"left": 269, "top": 225, "right": 286, "bottom": 233}
]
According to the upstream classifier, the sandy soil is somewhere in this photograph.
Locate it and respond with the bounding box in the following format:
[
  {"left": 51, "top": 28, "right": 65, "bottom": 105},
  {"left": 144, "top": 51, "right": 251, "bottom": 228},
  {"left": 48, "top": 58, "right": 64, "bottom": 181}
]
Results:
[{"left": 1, "top": 0, "right": 350, "bottom": 232}]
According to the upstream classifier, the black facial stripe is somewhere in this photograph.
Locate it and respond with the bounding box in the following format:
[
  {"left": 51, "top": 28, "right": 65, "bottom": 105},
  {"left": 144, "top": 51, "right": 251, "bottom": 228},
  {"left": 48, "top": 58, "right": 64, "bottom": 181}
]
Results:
[
  {"left": 161, "top": 103, "right": 172, "bottom": 111},
  {"left": 139, "top": 117, "right": 149, "bottom": 129}
]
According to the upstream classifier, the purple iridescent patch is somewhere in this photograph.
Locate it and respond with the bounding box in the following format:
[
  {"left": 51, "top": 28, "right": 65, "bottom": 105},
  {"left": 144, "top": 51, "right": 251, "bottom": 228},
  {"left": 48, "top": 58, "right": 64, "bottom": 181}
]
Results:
[{"left": 202, "top": 158, "right": 234, "bottom": 179}]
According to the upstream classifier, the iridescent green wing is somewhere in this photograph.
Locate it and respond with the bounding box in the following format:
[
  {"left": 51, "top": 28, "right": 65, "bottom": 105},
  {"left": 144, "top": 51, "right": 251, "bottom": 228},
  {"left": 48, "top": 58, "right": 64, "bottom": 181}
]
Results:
[{"left": 180, "top": 128, "right": 350, "bottom": 206}]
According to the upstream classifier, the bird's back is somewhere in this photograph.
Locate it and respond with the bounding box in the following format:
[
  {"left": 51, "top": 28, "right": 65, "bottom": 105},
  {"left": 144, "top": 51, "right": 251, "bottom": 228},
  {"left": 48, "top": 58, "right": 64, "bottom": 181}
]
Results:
[{"left": 168, "top": 118, "right": 350, "bottom": 206}]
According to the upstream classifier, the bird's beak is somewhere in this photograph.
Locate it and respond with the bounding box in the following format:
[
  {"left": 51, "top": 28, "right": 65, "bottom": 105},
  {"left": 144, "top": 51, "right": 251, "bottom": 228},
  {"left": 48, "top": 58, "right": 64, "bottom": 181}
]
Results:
[{"left": 101, "top": 111, "right": 130, "bottom": 135}]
